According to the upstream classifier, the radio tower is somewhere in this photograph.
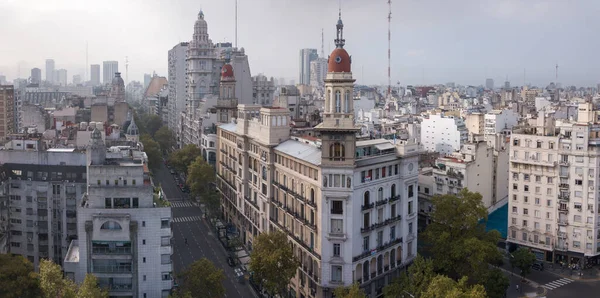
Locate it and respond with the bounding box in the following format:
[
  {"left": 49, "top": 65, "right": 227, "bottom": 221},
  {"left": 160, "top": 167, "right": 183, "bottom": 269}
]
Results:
[
  {"left": 321, "top": 28, "right": 325, "bottom": 58},
  {"left": 387, "top": 0, "right": 392, "bottom": 99},
  {"left": 555, "top": 63, "right": 559, "bottom": 81},
  {"left": 125, "top": 56, "right": 129, "bottom": 86}
]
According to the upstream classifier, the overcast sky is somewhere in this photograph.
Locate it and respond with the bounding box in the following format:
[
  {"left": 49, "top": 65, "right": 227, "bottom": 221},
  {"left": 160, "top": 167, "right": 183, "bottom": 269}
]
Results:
[{"left": 0, "top": 0, "right": 599, "bottom": 87}]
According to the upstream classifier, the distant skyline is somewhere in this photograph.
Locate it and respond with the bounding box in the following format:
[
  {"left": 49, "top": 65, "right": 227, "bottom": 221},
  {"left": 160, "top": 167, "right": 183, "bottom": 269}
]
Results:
[{"left": 1, "top": 0, "right": 599, "bottom": 87}]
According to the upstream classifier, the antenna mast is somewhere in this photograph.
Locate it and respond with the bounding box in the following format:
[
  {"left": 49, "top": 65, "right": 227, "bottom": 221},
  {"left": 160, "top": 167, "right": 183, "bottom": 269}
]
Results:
[
  {"left": 125, "top": 56, "right": 129, "bottom": 86},
  {"left": 555, "top": 63, "right": 559, "bottom": 81},
  {"left": 86, "top": 41, "right": 88, "bottom": 82},
  {"left": 321, "top": 28, "right": 325, "bottom": 58},
  {"left": 387, "top": 0, "right": 392, "bottom": 99},
  {"left": 235, "top": 0, "right": 238, "bottom": 48}
]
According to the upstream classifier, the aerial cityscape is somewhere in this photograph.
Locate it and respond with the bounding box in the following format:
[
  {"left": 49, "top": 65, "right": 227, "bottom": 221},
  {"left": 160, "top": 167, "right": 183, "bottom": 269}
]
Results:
[{"left": 1, "top": 0, "right": 600, "bottom": 298}]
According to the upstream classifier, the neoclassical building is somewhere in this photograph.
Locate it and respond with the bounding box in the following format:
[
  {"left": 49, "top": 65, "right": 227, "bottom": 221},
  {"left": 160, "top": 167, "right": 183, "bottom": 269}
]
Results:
[{"left": 215, "top": 13, "right": 420, "bottom": 298}]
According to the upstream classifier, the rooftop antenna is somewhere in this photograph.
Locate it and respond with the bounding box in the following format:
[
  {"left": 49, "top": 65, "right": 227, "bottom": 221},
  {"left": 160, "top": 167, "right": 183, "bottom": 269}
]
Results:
[
  {"left": 86, "top": 41, "right": 88, "bottom": 82},
  {"left": 387, "top": 0, "right": 392, "bottom": 99},
  {"left": 125, "top": 56, "right": 129, "bottom": 86},
  {"left": 321, "top": 28, "right": 325, "bottom": 58},
  {"left": 555, "top": 63, "right": 559, "bottom": 81},
  {"left": 235, "top": 0, "right": 238, "bottom": 48}
]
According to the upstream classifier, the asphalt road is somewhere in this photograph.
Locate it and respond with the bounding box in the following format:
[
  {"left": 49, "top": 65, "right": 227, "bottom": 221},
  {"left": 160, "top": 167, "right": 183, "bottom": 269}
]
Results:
[{"left": 155, "top": 162, "right": 255, "bottom": 298}]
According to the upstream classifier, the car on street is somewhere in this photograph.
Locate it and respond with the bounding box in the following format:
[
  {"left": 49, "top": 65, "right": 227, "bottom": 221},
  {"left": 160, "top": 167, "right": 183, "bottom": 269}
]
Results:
[
  {"left": 227, "top": 256, "right": 236, "bottom": 267},
  {"left": 531, "top": 262, "right": 544, "bottom": 271},
  {"left": 170, "top": 170, "right": 176, "bottom": 174}
]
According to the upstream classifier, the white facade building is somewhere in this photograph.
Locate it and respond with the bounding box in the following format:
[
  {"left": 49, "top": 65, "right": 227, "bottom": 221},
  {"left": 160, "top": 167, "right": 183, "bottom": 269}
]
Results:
[
  {"left": 420, "top": 113, "right": 468, "bottom": 155},
  {"left": 168, "top": 42, "right": 189, "bottom": 135},
  {"left": 309, "top": 58, "right": 328, "bottom": 88},
  {"left": 252, "top": 74, "right": 276, "bottom": 105},
  {"left": 103, "top": 61, "right": 119, "bottom": 85},
  {"left": 507, "top": 103, "right": 600, "bottom": 264},
  {"left": 484, "top": 109, "right": 518, "bottom": 143},
  {"left": 64, "top": 129, "right": 172, "bottom": 297}
]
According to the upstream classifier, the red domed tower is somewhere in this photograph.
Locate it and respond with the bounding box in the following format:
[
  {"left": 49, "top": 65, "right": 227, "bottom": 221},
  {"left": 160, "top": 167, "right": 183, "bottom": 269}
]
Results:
[
  {"left": 315, "top": 11, "right": 360, "bottom": 166},
  {"left": 215, "top": 62, "right": 238, "bottom": 124}
]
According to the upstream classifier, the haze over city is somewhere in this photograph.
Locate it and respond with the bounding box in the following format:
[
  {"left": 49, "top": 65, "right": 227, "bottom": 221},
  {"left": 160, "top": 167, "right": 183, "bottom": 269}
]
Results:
[{"left": 1, "top": 0, "right": 600, "bottom": 86}]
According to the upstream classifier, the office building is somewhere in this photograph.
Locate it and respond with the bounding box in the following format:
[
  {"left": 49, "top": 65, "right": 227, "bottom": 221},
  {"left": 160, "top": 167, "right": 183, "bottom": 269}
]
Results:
[
  {"left": 486, "top": 78, "right": 494, "bottom": 90},
  {"left": 0, "top": 137, "right": 86, "bottom": 268},
  {"left": 90, "top": 64, "right": 101, "bottom": 86},
  {"left": 30, "top": 68, "right": 42, "bottom": 85},
  {"left": 168, "top": 42, "right": 189, "bottom": 133},
  {"left": 507, "top": 103, "right": 600, "bottom": 263},
  {"left": 57, "top": 69, "right": 68, "bottom": 86},
  {"left": 483, "top": 109, "right": 518, "bottom": 144},
  {"left": 299, "top": 49, "right": 318, "bottom": 85},
  {"left": 45, "top": 59, "right": 55, "bottom": 83},
  {"left": 252, "top": 74, "right": 276, "bottom": 105},
  {"left": 73, "top": 75, "right": 82, "bottom": 85},
  {"left": 64, "top": 128, "right": 173, "bottom": 297},
  {"left": 144, "top": 74, "right": 152, "bottom": 89},
  {"left": 309, "top": 58, "right": 328, "bottom": 88},
  {"left": 0, "top": 85, "right": 15, "bottom": 138},
  {"left": 216, "top": 15, "right": 419, "bottom": 297},
  {"left": 420, "top": 113, "right": 468, "bottom": 155},
  {"left": 103, "top": 61, "right": 119, "bottom": 85}
]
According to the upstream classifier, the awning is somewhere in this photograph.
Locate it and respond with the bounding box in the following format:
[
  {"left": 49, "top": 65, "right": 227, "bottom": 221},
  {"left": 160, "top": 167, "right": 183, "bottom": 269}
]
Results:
[{"left": 375, "top": 143, "right": 395, "bottom": 151}]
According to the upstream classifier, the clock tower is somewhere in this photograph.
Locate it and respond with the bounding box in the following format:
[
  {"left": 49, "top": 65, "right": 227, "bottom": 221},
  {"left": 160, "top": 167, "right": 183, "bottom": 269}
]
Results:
[{"left": 315, "top": 12, "right": 360, "bottom": 167}]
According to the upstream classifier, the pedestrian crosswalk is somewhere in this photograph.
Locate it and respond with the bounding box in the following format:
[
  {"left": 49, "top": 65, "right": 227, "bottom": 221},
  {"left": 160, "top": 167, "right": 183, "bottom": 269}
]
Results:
[
  {"left": 170, "top": 201, "right": 195, "bottom": 208},
  {"left": 172, "top": 216, "right": 202, "bottom": 223},
  {"left": 542, "top": 278, "right": 574, "bottom": 290}
]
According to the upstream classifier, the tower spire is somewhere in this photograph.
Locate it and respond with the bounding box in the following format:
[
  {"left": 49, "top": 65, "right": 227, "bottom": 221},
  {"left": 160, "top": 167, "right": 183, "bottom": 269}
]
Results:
[{"left": 335, "top": 3, "right": 345, "bottom": 48}]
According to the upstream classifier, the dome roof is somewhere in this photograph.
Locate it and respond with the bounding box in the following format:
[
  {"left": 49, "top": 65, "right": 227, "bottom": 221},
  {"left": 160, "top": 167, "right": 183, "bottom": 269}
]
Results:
[
  {"left": 127, "top": 118, "right": 139, "bottom": 136},
  {"left": 221, "top": 64, "right": 234, "bottom": 80},
  {"left": 328, "top": 48, "right": 351, "bottom": 73},
  {"left": 112, "top": 72, "right": 124, "bottom": 86}
]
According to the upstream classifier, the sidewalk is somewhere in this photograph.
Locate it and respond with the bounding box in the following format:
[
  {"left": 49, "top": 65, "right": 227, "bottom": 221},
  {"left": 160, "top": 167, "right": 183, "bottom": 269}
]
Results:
[
  {"left": 496, "top": 266, "right": 547, "bottom": 298},
  {"left": 544, "top": 265, "right": 600, "bottom": 281}
]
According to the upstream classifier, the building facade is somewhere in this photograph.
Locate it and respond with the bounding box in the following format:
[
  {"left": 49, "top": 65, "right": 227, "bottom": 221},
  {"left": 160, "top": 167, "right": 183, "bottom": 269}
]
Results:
[
  {"left": 90, "top": 64, "right": 101, "bottom": 86},
  {"left": 31, "top": 68, "right": 42, "bottom": 85},
  {"left": 508, "top": 103, "right": 600, "bottom": 265},
  {"left": 484, "top": 109, "right": 518, "bottom": 143},
  {"left": 103, "top": 61, "right": 119, "bottom": 85},
  {"left": 252, "top": 74, "right": 276, "bottom": 105},
  {"left": 168, "top": 42, "right": 189, "bottom": 134},
  {"left": 46, "top": 59, "right": 55, "bottom": 84},
  {"left": 64, "top": 129, "right": 173, "bottom": 298},
  {"left": 0, "top": 85, "right": 15, "bottom": 138},
  {"left": 309, "top": 58, "right": 327, "bottom": 88},
  {"left": 216, "top": 15, "right": 419, "bottom": 298},
  {"left": 299, "top": 49, "right": 318, "bottom": 86},
  {"left": 57, "top": 69, "right": 68, "bottom": 86},
  {"left": 420, "top": 113, "right": 468, "bottom": 155}
]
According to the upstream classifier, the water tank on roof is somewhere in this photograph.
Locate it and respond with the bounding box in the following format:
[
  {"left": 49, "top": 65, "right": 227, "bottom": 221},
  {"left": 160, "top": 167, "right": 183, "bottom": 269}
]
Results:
[
  {"left": 80, "top": 122, "right": 88, "bottom": 131},
  {"left": 96, "top": 122, "right": 103, "bottom": 130}
]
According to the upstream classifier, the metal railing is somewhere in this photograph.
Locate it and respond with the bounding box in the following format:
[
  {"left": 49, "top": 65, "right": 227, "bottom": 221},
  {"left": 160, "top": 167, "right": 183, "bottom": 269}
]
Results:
[
  {"left": 92, "top": 246, "right": 132, "bottom": 255},
  {"left": 93, "top": 265, "right": 132, "bottom": 273}
]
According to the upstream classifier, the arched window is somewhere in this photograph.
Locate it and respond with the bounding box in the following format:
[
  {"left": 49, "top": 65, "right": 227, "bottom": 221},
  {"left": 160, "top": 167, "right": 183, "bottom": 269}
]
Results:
[
  {"left": 283, "top": 175, "right": 287, "bottom": 187},
  {"left": 291, "top": 179, "right": 295, "bottom": 192},
  {"left": 378, "top": 187, "right": 383, "bottom": 200},
  {"left": 364, "top": 191, "right": 370, "bottom": 206},
  {"left": 300, "top": 184, "right": 305, "bottom": 197},
  {"left": 344, "top": 91, "right": 350, "bottom": 112},
  {"left": 238, "top": 154, "right": 242, "bottom": 165},
  {"left": 101, "top": 221, "right": 122, "bottom": 230},
  {"left": 363, "top": 261, "right": 369, "bottom": 281},
  {"left": 253, "top": 159, "right": 258, "bottom": 171},
  {"left": 390, "top": 249, "right": 396, "bottom": 267},
  {"left": 262, "top": 166, "right": 267, "bottom": 180},
  {"left": 391, "top": 184, "right": 396, "bottom": 198},
  {"left": 310, "top": 188, "right": 315, "bottom": 203},
  {"left": 347, "top": 177, "right": 352, "bottom": 188},
  {"left": 377, "top": 255, "right": 383, "bottom": 273},
  {"left": 335, "top": 91, "right": 341, "bottom": 113},
  {"left": 323, "top": 175, "right": 328, "bottom": 187},
  {"left": 330, "top": 143, "right": 345, "bottom": 161}
]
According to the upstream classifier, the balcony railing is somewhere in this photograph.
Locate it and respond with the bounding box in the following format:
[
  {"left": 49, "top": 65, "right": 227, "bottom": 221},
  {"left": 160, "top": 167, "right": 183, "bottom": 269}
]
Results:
[
  {"left": 558, "top": 219, "right": 569, "bottom": 226},
  {"left": 558, "top": 194, "right": 570, "bottom": 201},
  {"left": 270, "top": 219, "right": 321, "bottom": 260},
  {"left": 388, "top": 195, "right": 400, "bottom": 203},
  {"left": 375, "top": 199, "right": 388, "bottom": 207},
  {"left": 92, "top": 246, "right": 132, "bottom": 255},
  {"left": 559, "top": 183, "right": 569, "bottom": 189},
  {"left": 361, "top": 203, "right": 375, "bottom": 211},
  {"left": 93, "top": 265, "right": 132, "bottom": 274},
  {"left": 558, "top": 206, "right": 569, "bottom": 212},
  {"left": 100, "top": 283, "right": 133, "bottom": 292}
]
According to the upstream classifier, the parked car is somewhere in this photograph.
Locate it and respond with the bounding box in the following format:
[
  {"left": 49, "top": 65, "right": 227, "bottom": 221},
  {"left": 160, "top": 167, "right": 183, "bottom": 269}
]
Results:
[
  {"left": 531, "top": 262, "right": 544, "bottom": 271},
  {"left": 227, "top": 257, "right": 236, "bottom": 267},
  {"left": 170, "top": 170, "right": 176, "bottom": 175}
]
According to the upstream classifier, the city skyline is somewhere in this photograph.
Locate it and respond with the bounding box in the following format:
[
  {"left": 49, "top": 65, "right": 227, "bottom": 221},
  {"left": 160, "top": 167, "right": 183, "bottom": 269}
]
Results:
[{"left": 0, "top": 0, "right": 599, "bottom": 86}]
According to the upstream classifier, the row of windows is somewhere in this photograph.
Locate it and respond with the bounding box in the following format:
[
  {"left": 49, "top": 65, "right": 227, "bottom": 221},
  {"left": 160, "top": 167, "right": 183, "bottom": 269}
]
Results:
[
  {"left": 360, "top": 165, "right": 399, "bottom": 183},
  {"left": 96, "top": 179, "right": 137, "bottom": 186},
  {"left": 276, "top": 154, "right": 319, "bottom": 181}
]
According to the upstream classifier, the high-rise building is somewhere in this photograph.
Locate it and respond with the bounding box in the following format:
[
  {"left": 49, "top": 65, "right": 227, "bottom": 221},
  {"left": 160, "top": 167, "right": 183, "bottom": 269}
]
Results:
[
  {"left": 0, "top": 75, "right": 6, "bottom": 85},
  {"left": 216, "top": 14, "right": 419, "bottom": 298},
  {"left": 103, "top": 61, "right": 119, "bottom": 85},
  {"left": 167, "top": 42, "right": 188, "bottom": 133},
  {"left": 90, "top": 64, "right": 101, "bottom": 86},
  {"left": 0, "top": 138, "right": 86, "bottom": 268},
  {"left": 486, "top": 78, "right": 494, "bottom": 90},
  {"left": 299, "top": 48, "right": 318, "bottom": 85},
  {"left": 73, "top": 75, "right": 82, "bottom": 85},
  {"left": 45, "top": 59, "right": 55, "bottom": 83},
  {"left": 420, "top": 113, "right": 468, "bottom": 155},
  {"left": 252, "top": 74, "right": 275, "bottom": 105},
  {"left": 63, "top": 128, "right": 173, "bottom": 297},
  {"left": 309, "top": 58, "right": 327, "bottom": 87},
  {"left": 144, "top": 74, "right": 152, "bottom": 89},
  {"left": 0, "top": 85, "right": 15, "bottom": 138},
  {"left": 57, "top": 69, "right": 68, "bottom": 86},
  {"left": 30, "top": 68, "right": 42, "bottom": 85},
  {"left": 507, "top": 102, "right": 600, "bottom": 262}
]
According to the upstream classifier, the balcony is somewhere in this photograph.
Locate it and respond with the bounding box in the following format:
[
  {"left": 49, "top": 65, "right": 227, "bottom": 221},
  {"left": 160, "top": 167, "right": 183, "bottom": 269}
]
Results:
[
  {"left": 558, "top": 194, "right": 570, "bottom": 201},
  {"left": 559, "top": 160, "right": 570, "bottom": 166},
  {"left": 388, "top": 195, "right": 400, "bottom": 203},
  {"left": 361, "top": 203, "right": 375, "bottom": 211},
  {"left": 270, "top": 219, "right": 321, "bottom": 260},
  {"left": 93, "top": 265, "right": 132, "bottom": 274},
  {"left": 219, "top": 161, "right": 237, "bottom": 175},
  {"left": 558, "top": 219, "right": 569, "bottom": 226},
  {"left": 100, "top": 283, "right": 133, "bottom": 292},
  {"left": 375, "top": 199, "right": 388, "bottom": 207},
  {"left": 558, "top": 206, "right": 569, "bottom": 213},
  {"left": 558, "top": 231, "right": 567, "bottom": 238},
  {"left": 559, "top": 183, "right": 569, "bottom": 189},
  {"left": 92, "top": 246, "right": 132, "bottom": 255}
]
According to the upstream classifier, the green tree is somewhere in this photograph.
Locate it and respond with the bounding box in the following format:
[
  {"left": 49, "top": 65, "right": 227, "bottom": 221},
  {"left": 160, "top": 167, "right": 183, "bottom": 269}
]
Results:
[
  {"left": 77, "top": 274, "right": 108, "bottom": 298},
  {"left": 421, "top": 276, "right": 487, "bottom": 298},
  {"left": 168, "top": 144, "right": 202, "bottom": 174},
  {"left": 39, "top": 259, "right": 76, "bottom": 298},
  {"left": 141, "top": 134, "right": 162, "bottom": 170},
  {"left": 187, "top": 156, "right": 216, "bottom": 196},
  {"left": 482, "top": 268, "right": 509, "bottom": 298},
  {"left": 155, "top": 126, "right": 176, "bottom": 153},
  {"left": 384, "top": 254, "right": 436, "bottom": 298},
  {"left": 178, "top": 258, "right": 225, "bottom": 298},
  {"left": 333, "top": 283, "right": 367, "bottom": 298},
  {"left": 201, "top": 189, "right": 221, "bottom": 220},
  {"left": 423, "top": 189, "right": 501, "bottom": 282},
  {"left": 510, "top": 247, "right": 536, "bottom": 278},
  {"left": 0, "top": 254, "right": 42, "bottom": 298},
  {"left": 249, "top": 230, "right": 299, "bottom": 296}
]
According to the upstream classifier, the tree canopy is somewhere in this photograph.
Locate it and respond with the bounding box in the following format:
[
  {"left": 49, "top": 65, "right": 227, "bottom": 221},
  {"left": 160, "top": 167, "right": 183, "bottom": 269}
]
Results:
[
  {"left": 384, "top": 254, "right": 436, "bottom": 298},
  {"left": 140, "top": 134, "right": 162, "bottom": 170},
  {"left": 0, "top": 254, "right": 42, "bottom": 298},
  {"left": 178, "top": 258, "right": 225, "bottom": 298},
  {"left": 482, "top": 268, "right": 510, "bottom": 298},
  {"left": 422, "top": 188, "right": 501, "bottom": 282},
  {"left": 187, "top": 156, "right": 215, "bottom": 196},
  {"left": 135, "top": 113, "right": 163, "bottom": 137},
  {"left": 510, "top": 247, "right": 536, "bottom": 277},
  {"left": 39, "top": 259, "right": 77, "bottom": 298},
  {"left": 421, "top": 276, "right": 487, "bottom": 298},
  {"left": 333, "top": 283, "right": 367, "bottom": 298},
  {"left": 168, "top": 144, "right": 202, "bottom": 174},
  {"left": 249, "top": 230, "right": 299, "bottom": 295},
  {"left": 155, "top": 126, "right": 176, "bottom": 152}
]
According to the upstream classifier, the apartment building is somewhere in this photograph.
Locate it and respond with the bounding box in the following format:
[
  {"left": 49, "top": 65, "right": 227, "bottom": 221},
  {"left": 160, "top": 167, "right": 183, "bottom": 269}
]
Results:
[
  {"left": 508, "top": 103, "right": 600, "bottom": 265},
  {"left": 0, "top": 85, "right": 15, "bottom": 139},
  {"left": 0, "top": 135, "right": 86, "bottom": 268},
  {"left": 216, "top": 15, "right": 420, "bottom": 298},
  {"left": 483, "top": 109, "right": 518, "bottom": 144},
  {"left": 420, "top": 112, "right": 468, "bottom": 155},
  {"left": 64, "top": 128, "right": 173, "bottom": 298}
]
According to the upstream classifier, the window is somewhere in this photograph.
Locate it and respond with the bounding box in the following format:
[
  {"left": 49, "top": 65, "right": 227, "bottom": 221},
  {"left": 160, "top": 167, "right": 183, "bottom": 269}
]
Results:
[
  {"left": 331, "top": 200, "right": 343, "bottom": 214},
  {"left": 161, "top": 219, "right": 170, "bottom": 229},
  {"left": 162, "top": 272, "right": 172, "bottom": 281},
  {"left": 363, "top": 191, "right": 370, "bottom": 206},
  {"left": 143, "top": 257, "right": 146, "bottom": 263},
  {"left": 512, "top": 218, "right": 517, "bottom": 224},
  {"left": 390, "top": 226, "right": 396, "bottom": 240},
  {"left": 363, "top": 213, "right": 370, "bottom": 228},
  {"left": 408, "top": 201, "right": 413, "bottom": 214},
  {"left": 333, "top": 243, "right": 341, "bottom": 257},
  {"left": 377, "top": 230, "right": 383, "bottom": 247},
  {"left": 161, "top": 254, "right": 171, "bottom": 264},
  {"left": 546, "top": 224, "right": 551, "bottom": 232},
  {"left": 512, "top": 206, "right": 518, "bottom": 213},
  {"left": 330, "top": 143, "right": 345, "bottom": 161},
  {"left": 100, "top": 221, "right": 122, "bottom": 230},
  {"left": 523, "top": 208, "right": 529, "bottom": 215},
  {"left": 522, "top": 220, "right": 528, "bottom": 227},
  {"left": 335, "top": 91, "right": 341, "bottom": 113},
  {"left": 408, "top": 185, "right": 414, "bottom": 197},
  {"left": 363, "top": 236, "right": 369, "bottom": 251},
  {"left": 331, "top": 265, "right": 342, "bottom": 282},
  {"left": 161, "top": 236, "right": 170, "bottom": 246},
  {"left": 331, "top": 219, "right": 343, "bottom": 234}
]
